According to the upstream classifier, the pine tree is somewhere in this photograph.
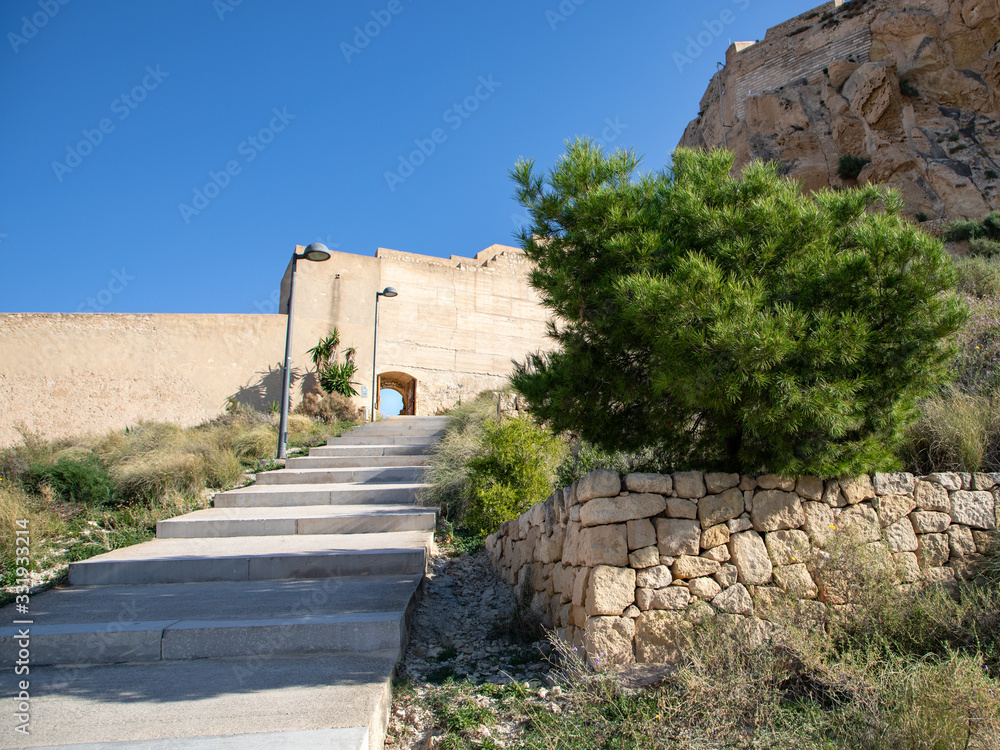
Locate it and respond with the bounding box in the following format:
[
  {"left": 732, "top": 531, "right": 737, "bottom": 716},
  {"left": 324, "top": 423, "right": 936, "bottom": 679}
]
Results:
[{"left": 510, "top": 143, "right": 967, "bottom": 475}]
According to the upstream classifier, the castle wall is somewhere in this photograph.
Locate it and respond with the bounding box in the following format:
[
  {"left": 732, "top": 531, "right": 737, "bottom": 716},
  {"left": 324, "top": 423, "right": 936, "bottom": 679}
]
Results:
[{"left": 0, "top": 244, "right": 552, "bottom": 445}]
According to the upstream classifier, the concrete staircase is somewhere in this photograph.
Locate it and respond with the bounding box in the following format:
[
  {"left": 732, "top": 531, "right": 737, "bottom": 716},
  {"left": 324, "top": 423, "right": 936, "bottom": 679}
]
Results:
[{"left": 0, "top": 416, "right": 445, "bottom": 750}]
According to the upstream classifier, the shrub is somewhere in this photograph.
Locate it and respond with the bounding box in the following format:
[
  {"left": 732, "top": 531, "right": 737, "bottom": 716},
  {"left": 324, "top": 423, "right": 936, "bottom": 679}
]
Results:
[
  {"left": 915, "top": 211, "right": 929, "bottom": 223},
  {"left": 318, "top": 361, "right": 360, "bottom": 397},
  {"left": 970, "top": 237, "right": 1000, "bottom": 259},
  {"left": 555, "top": 441, "right": 672, "bottom": 487},
  {"left": 900, "top": 79, "right": 920, "bottom": 98},
  {"left": 463, "top": 416, "right": 565, "bottom": 535},
  {"left": 945, "top": 211, "right": 1000, "bottom": 243},
  {"left": 297, "top": 391, "right": 363, "bottom": 424},
  {"left": 25, "top": 457, "right": 114, "bottom": 505},
  {"left": 957, "top": 295, "right": 1000, "bottom": 392},
  {"left": 421, "top": 393, "right": 496, "bottom": 525},
  {"left": 511, "top": 144, "right": 965, "bottom": 475},
  {"left": 955, "top": 257, "right": 1000, "bottom": 297},
  {"left": 838, "top": 153, "right": 870, "bottom": 180},
  {"left": 987, "top": 170, "right": 998, "bottom": 180}
]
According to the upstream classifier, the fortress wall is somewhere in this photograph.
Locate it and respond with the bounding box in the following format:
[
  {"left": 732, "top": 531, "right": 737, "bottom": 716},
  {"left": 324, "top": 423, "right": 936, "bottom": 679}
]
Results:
[
  {"left": 0, "top": 313, "right": 299, "bottom": 446},
  {"left": 0, "top": 244, "right": 552, "bottom": 445}
]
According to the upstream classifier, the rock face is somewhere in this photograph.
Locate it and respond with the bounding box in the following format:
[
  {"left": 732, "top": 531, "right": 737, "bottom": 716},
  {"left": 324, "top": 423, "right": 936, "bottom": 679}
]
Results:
[{"left": 678, "top": 0, "right": 1000, "bottom": 221}]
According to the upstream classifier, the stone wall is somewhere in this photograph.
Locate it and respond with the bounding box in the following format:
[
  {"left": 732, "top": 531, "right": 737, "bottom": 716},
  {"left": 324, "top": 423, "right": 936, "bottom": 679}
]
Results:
[{"left": 486, "top": 469, "right": 999, "bottom": 666}]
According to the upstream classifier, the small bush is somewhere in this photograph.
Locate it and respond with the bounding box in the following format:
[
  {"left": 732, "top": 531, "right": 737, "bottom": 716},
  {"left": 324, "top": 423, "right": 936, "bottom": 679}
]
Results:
[
  {"left": 838, "top": 154, "right": 870, "bottom": 180},
  {"left": 464, "top": 416, "right": 565, "bottom": 536},
  {"left": 915, "top": 211, "right": 930, "bottom": 223},
  {"left": 949, "top": 144, "right": 968, "bottom": 154},
  {"left": 556, "top": 441, "right": 672, "bottom": 488},
  {"left": 945, "top": 211, "right": 1000, "bottom": 243},
  {"left": 25, "top": 457, "right": 114, "bottom": 505},
  {"left": 958, "top": 295, "right": 1000, "bottom": 392},
  {"left": 955, "top": 257, "right": 1000, "bottom": 297},
  {"left": 987, "top": 170, "right": 998, "bottom": 180},
  {"left": 297, "top": 391, "right": 363, "bottom": 424},
  {"left": 204, "top": 449, "right": 244, "bottom": 489},
  {"left": 319, "top": 361, "right": 360, "bottom": 397},
  {"left": 970, "top": 237, "right": 1000, "bottom": 259}
]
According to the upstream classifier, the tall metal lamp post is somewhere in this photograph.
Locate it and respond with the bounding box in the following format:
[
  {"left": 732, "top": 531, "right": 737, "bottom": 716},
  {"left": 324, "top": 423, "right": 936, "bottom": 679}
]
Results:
[
  {"left": 371, "top": 286, "right": 398, "bottom": 421},
  {"left": 277, "top": 242, "right": 331, "bottom": 459}
]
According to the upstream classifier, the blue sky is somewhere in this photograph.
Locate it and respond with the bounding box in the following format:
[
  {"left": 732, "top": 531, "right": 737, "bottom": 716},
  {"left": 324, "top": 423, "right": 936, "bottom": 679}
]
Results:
[{"left": 1, "top": 0, "right": 811, "bottom": 314}]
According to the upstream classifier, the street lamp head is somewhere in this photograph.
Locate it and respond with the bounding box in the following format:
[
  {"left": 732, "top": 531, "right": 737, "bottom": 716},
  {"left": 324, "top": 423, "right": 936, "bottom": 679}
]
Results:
[
  {"left": 302, "top": 243, "right": 332, "bottom": 262},
  {"left": 380, "top": 286, "right": 398, "bottom": 298}
]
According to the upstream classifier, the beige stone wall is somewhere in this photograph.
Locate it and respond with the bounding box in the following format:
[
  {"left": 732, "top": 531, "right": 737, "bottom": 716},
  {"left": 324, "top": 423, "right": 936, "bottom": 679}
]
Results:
[
  {"left": 280, "top": 244, "right": 551, "bottom": 418},
  {"left": 0, "top": 312, "right": 304, "bottom": 446},
  {"left": 0, "top": 243, "right": 552, "bottom": 445},
  {"left": 487, "top": 469, "right": 1000, "bottom": 667}
]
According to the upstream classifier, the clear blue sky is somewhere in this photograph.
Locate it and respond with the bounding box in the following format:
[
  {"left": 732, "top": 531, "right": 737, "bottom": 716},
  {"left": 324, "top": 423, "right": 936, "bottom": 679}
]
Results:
[{"left": 1, "top": 0, "right": 811, "bottom": 314}]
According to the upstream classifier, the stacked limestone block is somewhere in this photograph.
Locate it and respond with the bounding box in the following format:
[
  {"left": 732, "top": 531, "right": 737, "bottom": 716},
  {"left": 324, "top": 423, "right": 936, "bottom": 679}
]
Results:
[{"left": 486, "top": 469, "right": 1000, "bottom": 666}]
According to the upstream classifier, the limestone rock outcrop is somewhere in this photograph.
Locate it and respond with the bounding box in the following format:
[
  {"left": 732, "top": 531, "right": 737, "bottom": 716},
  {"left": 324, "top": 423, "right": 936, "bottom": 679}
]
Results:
[{"left": 679, "top": 0, "right": 1000, "bottom": 221}]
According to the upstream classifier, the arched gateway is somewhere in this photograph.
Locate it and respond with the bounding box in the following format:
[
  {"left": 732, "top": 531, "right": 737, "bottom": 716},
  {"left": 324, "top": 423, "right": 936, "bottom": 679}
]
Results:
[{"left": 377, "top": 371, "right": 416, "bottom": 415}]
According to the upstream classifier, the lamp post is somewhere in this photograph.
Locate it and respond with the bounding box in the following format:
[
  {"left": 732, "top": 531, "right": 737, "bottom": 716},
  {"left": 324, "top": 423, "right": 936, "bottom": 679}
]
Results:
[
  {"left": 371, "top": 286, "right": 398, "bottom": 421},
  {"left": 277, "top": 242, "right": 331, "bottom": 459}
]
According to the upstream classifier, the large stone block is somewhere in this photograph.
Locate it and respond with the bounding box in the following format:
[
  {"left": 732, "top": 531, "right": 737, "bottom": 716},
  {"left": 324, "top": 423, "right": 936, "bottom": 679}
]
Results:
[
  {"left": 802, "top": 501, "right": 835, "bottom": 548},
  {"left": 635, "top": 610, "right": 689, "bottom": 663},
  {"left": 822, "top": 480, "right": 846, "bottom": 507},
  {"left": 701, "top": 523, "right": 730, "bottom": 550},
  {"left": 627, "top": 518, "right": 656, "bottom": 550},
  {"left": 666, "top": 497, "right": 698, "bottom": 519},
  {"left": 839, "top": 475, "right": 875, "bottom": 504},
  {"left": 578, "top": 524, "right": 629, "bottom": 567},
  {"left": 773, "top": 564, "right": 818, "bottom": 599},
  {"left": 711, "top": 582, "right": 753, "bottom": 614},
  {"left": 575, "top": 470, "right": 622, "bottom": 504},
  {"left": 580, "top": 493, "right": 666, "bottom": 527},
  {"left": 704, "top": 472, "right": 740, "bottom": 494},
  {"left": 672, "top": 555, "right": 720, "bottom": 579},
  {"left": 917, "top": 533, "right": 950, "bottom": 567},
  {"left": 636, "top": 564, "right": 673, "bottom": 589},
  {"left": 764, "top": 529, "right": 811, "bottom": 566},
  {"left": 972, "top": 473, "right": 997, "bottom": 491},
  {"left": 837, "top": 504, "right": 880, "bottom": 542},
  {"left": 636, "top": 585, "right": 690, "bottom": 611},
  {"left": 914, "top": 480, "right": 950, "bottom": 511},
  {"left": 729, "top": 530, "right": 773, "bottom": 585},
  {"left": 624, "top": 473, "right": 672, "bottom": 495},
  {"left": 714, "top": 563, "right": 738, "bottom": 588},
  {"left": 926, "top": 472, "right": 962, "bottom": 491},
  {"left": 702, "top": 544, "right": 731, "bottom": 562},
  {"left": 946, "top": 525, "right": 976, "bottom": 557},
  {"left": 873, "top": 472, "right": 914, "bottom": 496},
  {"left": 873, "top": 494, "right": 915, "bottom": 528},
  {"left": 628, "top": 546, "right": 659, "bottom": 569},
  {"left": 950, "top": 491, "right": 996, "bottom": 530},
  {"left": 795, "top": 476, "right": 824, "bottom": 501},
  {"left": 751, "top": 491, "right": 804, "bottom": 532},
  {"left": 584, "top": 616, "right": 635, "bottom": 666},
  {"left": 884, "top": 517, "right": 918, "bottom": 552},
  {"left": 911, "top": 511, "right": 951, "bottom": 533},
  {"left": 585, "top": 565, "right": 637, "bottom": 616},
  {"left": 893, "top": 551, "right": 920, "bottom": 582},
  {"left": 673, "top": 471, "right": 707, "bottom": 499},
  {"left": 656, "top": 518, "right": 701, "bottom": 557},
  {"left": 699, "top": 488, "right": 745, "bottom": 529},
  {"left": 572, "top": 567, "right": 590, "bottom": 607},
  {"left": 688, "top": 577, "right": 722, "bottom": 600},
  {"left": 757, "top": 475, "right": 795, "bottom": 491}
]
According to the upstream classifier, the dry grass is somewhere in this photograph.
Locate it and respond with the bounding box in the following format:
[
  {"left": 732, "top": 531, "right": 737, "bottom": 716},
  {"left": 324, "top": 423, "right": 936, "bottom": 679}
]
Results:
[{"left": 904, "top": 387, "right": 1000, "bottom": 472}]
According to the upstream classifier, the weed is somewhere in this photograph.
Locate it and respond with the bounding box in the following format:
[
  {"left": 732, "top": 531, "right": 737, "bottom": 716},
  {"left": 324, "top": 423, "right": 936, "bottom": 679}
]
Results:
[{"left": 838, "top": 154, "right": 870, "bottom": 180}]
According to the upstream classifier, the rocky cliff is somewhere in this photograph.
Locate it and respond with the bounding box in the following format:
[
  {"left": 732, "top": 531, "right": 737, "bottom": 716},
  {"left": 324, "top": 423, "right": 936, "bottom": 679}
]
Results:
[{"left": 679, "top": 0, "right": 1000, "bottom": 221}]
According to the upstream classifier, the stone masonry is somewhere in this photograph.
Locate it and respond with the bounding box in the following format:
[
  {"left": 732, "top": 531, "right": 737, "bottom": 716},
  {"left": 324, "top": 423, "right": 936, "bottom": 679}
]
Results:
[{"left": 487, "top": 469, "right": 999, "bottom": 667}]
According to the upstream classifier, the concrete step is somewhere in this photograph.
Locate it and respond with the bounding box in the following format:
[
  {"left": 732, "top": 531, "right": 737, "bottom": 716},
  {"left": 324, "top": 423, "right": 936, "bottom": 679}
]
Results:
[
  {"left": 157, "top": 505, "right": 436, "bottom": 538},
  {"left": 8, "top": 651, "right": 398, "bottom": 748},
  {"left": 0, "top": 576, "right": 421, "bottom": 667},
  {"left": 255, "top": 466, "right": 425, "bottom": 485},
  {"left": 327, "top": 435, "right": 439, "bottom": 446},
  {"left": 214, "top": 482, "right": 429, "bottom": 507},
  {"left": 307, "top": 444, "right": 432, "bottom": 457},
  {"left": 287, "top": 454, "right": 429, "bottom": 469},
  {"left": 67, "top": 532, "right": 433, "bottom": 585}
]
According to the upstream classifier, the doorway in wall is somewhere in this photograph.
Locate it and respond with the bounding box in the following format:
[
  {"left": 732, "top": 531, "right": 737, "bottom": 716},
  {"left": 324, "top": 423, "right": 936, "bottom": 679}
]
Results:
[{"left": 376, "top": 371, "right": 416, "bottom": 416}]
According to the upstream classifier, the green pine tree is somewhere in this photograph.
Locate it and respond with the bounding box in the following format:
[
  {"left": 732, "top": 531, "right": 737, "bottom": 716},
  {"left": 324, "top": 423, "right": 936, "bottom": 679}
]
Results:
[{"left": 510, "top": 142, "right": 967, "bottom": 476}]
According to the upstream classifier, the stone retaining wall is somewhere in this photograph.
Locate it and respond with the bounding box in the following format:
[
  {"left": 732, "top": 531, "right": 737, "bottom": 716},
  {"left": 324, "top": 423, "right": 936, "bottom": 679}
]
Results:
[{"left": 486, "top": 470, "right": 999, "bottom": 666}]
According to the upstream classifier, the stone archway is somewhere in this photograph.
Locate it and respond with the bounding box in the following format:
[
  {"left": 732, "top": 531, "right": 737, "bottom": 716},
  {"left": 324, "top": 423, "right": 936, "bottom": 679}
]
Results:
[{"left": 377, "top": 371, "right": 417, "bottom": 415}]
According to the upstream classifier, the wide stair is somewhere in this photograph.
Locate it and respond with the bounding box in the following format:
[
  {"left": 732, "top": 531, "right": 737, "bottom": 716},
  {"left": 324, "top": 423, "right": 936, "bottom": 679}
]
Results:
[{"left": 0, "top": 416, "right": 446, "bottom": 750}]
